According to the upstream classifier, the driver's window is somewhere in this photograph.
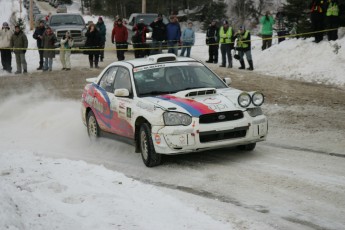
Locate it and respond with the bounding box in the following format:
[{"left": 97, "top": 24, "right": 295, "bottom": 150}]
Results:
[
  {"left": 114, "top": 67, "right": 132, "bottom": 95},
  {"left": 99, "top": 67, "right": 118, "bottom": 93}
]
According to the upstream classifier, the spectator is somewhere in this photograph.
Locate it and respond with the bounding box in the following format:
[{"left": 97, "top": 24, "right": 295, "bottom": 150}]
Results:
[
  {"left": 166, "top": 15, "right": 181, "bottom": 55},
  {"left": 180, "top": 22, "right": 195, "bottom": 57},
  {"left": 45, "top": 12, "right": 51, "bottom": 22},
  {"left": 85, "top": 23, "right": 101, "bottom": 68},
  {"left": 33, "top": 20, "right": 46, "bottom": 70},
  {"left": 96, "top": 16, "right": 106, "bottom": 61},
  {"left": 10, "top": 25, "right": 28, "bottom": 74},
  {"left": 275, "top": 9, "right": 287, "bottom": 43},
  {"left": 0, "top": 22, "right": 13, "bottom": 73},
  {"left": 235, "top": 26, "right": 254, "bottom": 71},
  {"left": 310, "top": 0, "right": 328, "bottom": 43},
  {"left": 326, "top": 0, "right": 339, "bottom": 41},
  {"left": 150, "top": 13, "right": 167, "bottom": 54},
  {"left": 60, "top": 31, "right": 74, "bottom": 71},
  {"left": 260, "top": 11, "right": 275, "bottom": 50},
  {"left": 42, "top": 26, "right": 57, "bottom": 71},
  {"left": 111, "top": 18, "right": 128, "bottom": 61},
  {"left": 205, "top": 19, "right": 219, "bottom": 64},
  {"left": 219, "top": 20, "right": 234, "bottom": 68},
  {"left": 132, "top": 18, "right": 149, "bottom": 58}
]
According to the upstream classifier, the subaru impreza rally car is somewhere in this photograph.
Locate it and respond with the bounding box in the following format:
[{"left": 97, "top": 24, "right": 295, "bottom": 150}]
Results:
[{"left": 81, "top": 54, "right": 268, "bottom": 167}]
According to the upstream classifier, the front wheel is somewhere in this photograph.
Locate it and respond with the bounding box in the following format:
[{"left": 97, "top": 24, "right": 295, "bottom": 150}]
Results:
[
  {"left": 87, "top": 110, "right": 100, "bottom": 139},
  {"left": 139, "top": 123, "right": 162, "bottom": 167},
  {"left": 237, "top": 143, "right": 256, "bottom": 151}
]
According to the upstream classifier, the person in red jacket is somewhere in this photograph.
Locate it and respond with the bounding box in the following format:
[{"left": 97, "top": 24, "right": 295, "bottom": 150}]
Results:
[
  {"left": 132, "top": 18, "right": 149, "bottom": 58},
  {"left": 111, "top": 18, "right": 128, "bottom": 61}
]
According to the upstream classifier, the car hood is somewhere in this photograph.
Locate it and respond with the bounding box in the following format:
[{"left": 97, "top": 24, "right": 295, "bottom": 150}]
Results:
[{"left": 141, "top": 88, "right": 244, "bottom": 117}]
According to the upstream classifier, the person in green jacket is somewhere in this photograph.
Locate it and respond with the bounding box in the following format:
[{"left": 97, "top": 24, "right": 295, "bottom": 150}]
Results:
[
  {"left": 326, "top": 0, "right": 339, "bottom": 41},
  {"left": 260, "top": 11, "right": 275, "bottom": 50},
  {"left": 10, "top": 25, "right": 28, "bottom": 74}
]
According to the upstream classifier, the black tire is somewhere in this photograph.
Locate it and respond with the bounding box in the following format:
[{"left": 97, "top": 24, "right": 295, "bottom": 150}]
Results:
[
  {"left": 87, "top": 110, "right": 100, "bottom": 139},
  {"left": 237, "top": 143, "right": 256, "bottom": 151},
  {"left": 139, "top": 123, "right": 162, "bottom": 167}
]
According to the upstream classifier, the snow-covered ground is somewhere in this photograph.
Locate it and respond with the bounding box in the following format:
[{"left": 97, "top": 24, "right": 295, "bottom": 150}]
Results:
[{"left": 1, "top": 1, "right": 345, "bottom": 229}]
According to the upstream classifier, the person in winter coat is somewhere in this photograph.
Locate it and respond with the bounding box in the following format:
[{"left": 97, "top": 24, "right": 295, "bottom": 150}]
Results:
[
  {"left": 33, "top": 20, "right": 46, "bottom": 70},
  {"left": 219, "top": 20, "right": 234, "bottom": 68},
  {"left": 275, "top": 9, "right": 287, "bottom": 43},
  {"left": 10, "top": 25, "right": 28, "bottom": 74},
  {"left": 85, "top": 23, "right": 101, "bottom": 68},
  {"left": 235, "top": 26, "right": 253, "bottom": 71},
  {"left": 310, "top": 0, "right": 328, "bottom": 43},
  {"left": 60, "top": 31, "right": 74, "bottom": 70},
  {"left": 260, "top": 11, "right": 275, "bottom": 50},
  {"left": 0, "top": 22, "right": 13, "bottom": 73},
  {"left": 42, "top": 26, "right": 57, "bottom": 71},
  {"left": 132, "top": 18, "right": 149, "bottom": 58},
  {"left": 111, "top": 18, "right": 128, "bottom": 61},
  {"left": 326, "top": 0, "right": 340, "bottom": 41},
  {"left": 150, "top": 13, "right": 166, "bottom": 54},
  {"left": 205, "top": 19, "right": 219, "bottom": 63},
  {"left": 166, "top": 15, "right": 181, "bottom": 55},
  {"left": 180, "top": 22, "right": 195, "bottom": 57},
  {"left": 96, "top": 16, "right": 106, "bottom": 61}
]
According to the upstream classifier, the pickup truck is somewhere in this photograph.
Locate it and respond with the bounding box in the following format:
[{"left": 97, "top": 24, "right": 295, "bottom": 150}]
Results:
[
  {"left": 47, "top": 13, "right": 87, "bottom": 48},
  {"left": 125, "top": 13, "right": 169, "bottom": 44}
]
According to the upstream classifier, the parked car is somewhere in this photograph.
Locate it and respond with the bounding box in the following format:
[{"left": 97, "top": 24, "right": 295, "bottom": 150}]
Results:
[
  {"left": 47, "top": 13, "right": 87, "bottom": 48},
  {"left": 125, "top": 13, "right": 169, "bottom": 45},
  {"left": 56, "top": 5, "right": 67, "bottom": 13},
  {"left": 81, "top": 54, "right": 268, "bottom": 167}
]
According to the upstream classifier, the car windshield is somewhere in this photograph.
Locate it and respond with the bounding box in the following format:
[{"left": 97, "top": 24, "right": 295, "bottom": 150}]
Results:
[
  {"left": 135, "top": 15, "right": 169, "bottom": 25},
  {"left": 133, "top": 63, "right": 227, "bottom": 97},
  {"left": 49, "top": 15, "right": 85, "bottom": 26}
]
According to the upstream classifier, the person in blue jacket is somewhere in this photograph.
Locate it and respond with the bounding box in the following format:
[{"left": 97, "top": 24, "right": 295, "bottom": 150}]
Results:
[
  {"left": 166, "top": 15, "right": 181, "bottom": 55},
  {"left": 180, "top": 22, "right": 195, "bottom": 57}
]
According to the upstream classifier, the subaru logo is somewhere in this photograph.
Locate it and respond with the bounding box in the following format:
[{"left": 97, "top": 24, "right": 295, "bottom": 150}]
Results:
[{"left": 218, "top": 114, "right": 226, "bottom": 120}]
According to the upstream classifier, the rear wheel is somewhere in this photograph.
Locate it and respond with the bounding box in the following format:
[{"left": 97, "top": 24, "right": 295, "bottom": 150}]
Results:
[
  {"left": 139, "top": 123, "right": 162, "bottom": 167},
  {"left": 87, "top": 110, "right": 100, "bottom": 139},
  {"left": 237, "top": 143, "right": 256, "bottom": 151}
]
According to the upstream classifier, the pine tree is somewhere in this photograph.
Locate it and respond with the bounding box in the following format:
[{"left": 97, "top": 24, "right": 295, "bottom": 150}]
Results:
[
  {"left": 201, "top": 1, "right": 227, "bottom": 31},
  {"left": 283, "top": 0, "right": 311, "bottom": 38},
  {"left": 16, "top": 18, "right": 26, "bottom": 31}
]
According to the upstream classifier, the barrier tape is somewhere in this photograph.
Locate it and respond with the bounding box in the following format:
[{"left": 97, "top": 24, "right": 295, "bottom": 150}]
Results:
[{"left": 2, "top": 27, "right": 339, "bottom": 52}]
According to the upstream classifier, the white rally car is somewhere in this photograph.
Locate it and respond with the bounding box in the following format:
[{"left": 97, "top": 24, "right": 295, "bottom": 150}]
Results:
[{"left": 81, "top": 54, "right": 268, "bottom": 167}]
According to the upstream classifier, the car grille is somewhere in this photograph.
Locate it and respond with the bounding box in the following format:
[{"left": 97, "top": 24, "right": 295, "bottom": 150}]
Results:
[
  {"left": 199, "top": 111, "right": 243, "bottom": 124},
  {"left": 57, "top": 30, "right": 82, "bottom": 38},
  {"left": 199, "top": 127, "right": 247, "bottom": 143}
]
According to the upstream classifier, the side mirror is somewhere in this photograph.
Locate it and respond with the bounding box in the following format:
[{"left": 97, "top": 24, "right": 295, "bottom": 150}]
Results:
[
  {"left": 223, "top": 77, "right": 232, "bottom": 86},
  {"left": 114, "top": 88, "right": 130, "bottom": 97}
]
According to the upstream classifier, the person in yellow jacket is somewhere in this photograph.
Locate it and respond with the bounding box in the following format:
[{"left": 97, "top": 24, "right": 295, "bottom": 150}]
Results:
[
  {"left": 326, "top": 0, "right": 339, "bottom": 41},
  {"left": 234, "top": 26, "right": 253, "bottom": 71},
  {"left": 219, "top": 20, "right": 234, "bottom": 68}
]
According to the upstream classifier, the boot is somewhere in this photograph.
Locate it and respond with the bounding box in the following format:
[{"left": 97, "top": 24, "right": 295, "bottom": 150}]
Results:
[
  {"left": 95, "top": 60, "right": 99, "bottom": 69},
  {"left": 205, "top": 59, "right": 213, "bottom": 63},
  {"left": 89, "top": 60, "right": 93, "bottom": 68},
  {"left": 228, "top": 61, "right": 232, "bottom": 68},
  {"left": 247, "top": 60, "right": 254, "bottom": 71},
  {"left": 238, "top": 60, "right": 245, "bottom": 69}
]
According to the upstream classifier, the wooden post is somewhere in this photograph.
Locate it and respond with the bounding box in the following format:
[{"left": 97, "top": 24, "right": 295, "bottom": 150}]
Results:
[{"left": 142, "top": 0, "right": 146, "bottom": 13}]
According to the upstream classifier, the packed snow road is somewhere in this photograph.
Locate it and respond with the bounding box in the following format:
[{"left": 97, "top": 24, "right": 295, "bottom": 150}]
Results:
[{"left": 0, "top": 58, "right": 344, "bottom": 229}]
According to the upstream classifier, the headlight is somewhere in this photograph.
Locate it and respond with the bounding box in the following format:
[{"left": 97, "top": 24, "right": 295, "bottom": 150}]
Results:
[
  {"left": 163, "top": 112, "right": 192, "bottom": 126},
  {"left": 252, "top": 92, "right": 264, "bottom": 106},
  {"left": 238, "top": 92, "right": 251, "bottom": 108}
]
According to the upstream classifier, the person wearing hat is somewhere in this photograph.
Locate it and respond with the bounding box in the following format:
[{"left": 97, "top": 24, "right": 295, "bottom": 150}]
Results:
[
  {"left": 60, "top": 31, "right": 74, "bottom": 70},
  {"left": 205, "top": 19, "right": 219, "bottom": 63},
  {"left": 111, "top": 18, "right": 128, "bottom": 61},
  {"left": 0, "top": 22, "right": 13, "bottom": 73},
  {"left": 42, "top": 26, "right": 57, "bottom": 71},
  {"left": 33, "top": 20, "right": 46, "bottom": 70},
  {"left": 260, "top": 11, "right": 275, "bottom": 50},
  {"left": 219, "top": 20, "right": 234, "bottom": 68},
  {"left": 10, "top": 25, "right": 28, "bottom": 74},
  {"left": 132, "top": 18, "right": 149, "bottom": 58},
  {"left": 96, "top": 16, "right": 106, "bottom": 61},
  {"left": 150, "top": 13, "right": 167, "bottom": 55},
  {"left": 234, "top": 26, "right": 254, "bottom": 71}
]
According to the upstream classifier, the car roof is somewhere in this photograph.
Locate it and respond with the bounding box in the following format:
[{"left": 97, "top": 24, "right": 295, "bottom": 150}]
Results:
[{"left": 122, "top": 54, "right": 198, "bottom": 68}]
